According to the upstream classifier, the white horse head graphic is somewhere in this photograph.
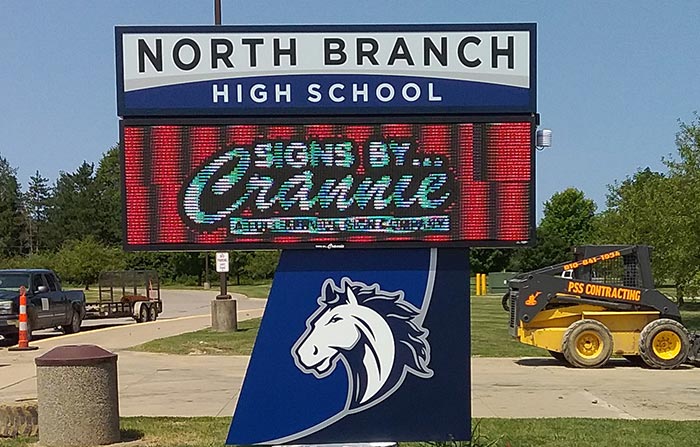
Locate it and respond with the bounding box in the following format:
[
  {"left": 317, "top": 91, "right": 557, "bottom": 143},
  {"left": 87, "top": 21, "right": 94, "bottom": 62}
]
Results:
[{"left": 293, "top": 278, "right": 433, "bottom": 411}]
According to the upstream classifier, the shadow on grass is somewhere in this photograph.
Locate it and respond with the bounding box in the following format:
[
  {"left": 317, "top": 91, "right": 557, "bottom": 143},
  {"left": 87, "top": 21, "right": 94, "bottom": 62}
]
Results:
[
  {"left": 120, "top": 428, "right": 144, "bottom": 442},
  {"left": 680, "top": 302, "right": 700, "bottom": 311}
]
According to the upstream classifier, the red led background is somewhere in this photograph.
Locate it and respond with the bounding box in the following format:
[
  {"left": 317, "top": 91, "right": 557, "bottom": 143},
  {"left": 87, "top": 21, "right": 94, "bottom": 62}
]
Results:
[{"left": 121, "top": 120, "right": 533, "bottom": 250}]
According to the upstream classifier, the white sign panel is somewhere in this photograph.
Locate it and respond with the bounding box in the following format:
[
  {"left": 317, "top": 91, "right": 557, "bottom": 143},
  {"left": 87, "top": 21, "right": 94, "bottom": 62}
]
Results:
[
  {"left": 216, "top": 252, "right": 230, "bottom": 273},
  {"left": 116, "top": 24, "right": 536, "bottom": 116}
]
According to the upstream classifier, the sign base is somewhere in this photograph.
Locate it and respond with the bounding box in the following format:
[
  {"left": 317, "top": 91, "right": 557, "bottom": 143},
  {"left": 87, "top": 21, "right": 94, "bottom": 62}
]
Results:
[{"left": 227, "top": 248, "right": 470, "bottom": 445}]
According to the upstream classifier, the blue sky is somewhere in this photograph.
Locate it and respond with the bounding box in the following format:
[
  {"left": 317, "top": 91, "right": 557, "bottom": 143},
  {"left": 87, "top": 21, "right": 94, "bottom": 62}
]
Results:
[{"left": 1, "top": 1, "right": 698, "bottom": 218}]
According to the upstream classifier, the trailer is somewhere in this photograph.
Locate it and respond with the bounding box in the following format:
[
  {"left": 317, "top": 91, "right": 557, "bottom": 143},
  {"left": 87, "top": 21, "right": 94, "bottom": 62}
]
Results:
[{"left": 85, "top": 270, "right": 162, "bottom": 322}]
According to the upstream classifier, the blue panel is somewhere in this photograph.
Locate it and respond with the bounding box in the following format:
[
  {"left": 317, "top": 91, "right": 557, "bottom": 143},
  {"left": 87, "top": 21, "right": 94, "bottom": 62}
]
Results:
[
  {"left": 227, "top": 248, "right": 470, "bottom": 444},
  {"left": 123, "top": 75, "right": 531, "bottom": 116}
]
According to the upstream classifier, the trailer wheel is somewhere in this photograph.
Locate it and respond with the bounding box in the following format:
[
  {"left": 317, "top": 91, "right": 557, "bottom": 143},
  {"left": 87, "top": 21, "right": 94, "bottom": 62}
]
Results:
[
  {"left": 137, "top": 305, "right": 149, "bottom": 323},
  {"left": 639, "top": 318, "right": 690, "bottom": 369},
  {"left": 561, "top": 319, "right": 613, "bottom": 368},
  {"left": 147, "top": 304, "right": 157, "bottom": 322}
]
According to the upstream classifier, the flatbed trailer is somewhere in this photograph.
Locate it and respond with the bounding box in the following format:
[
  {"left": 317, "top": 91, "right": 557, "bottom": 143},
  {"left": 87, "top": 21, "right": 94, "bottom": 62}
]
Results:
[{"left": 85, "top": 270, "right": 162, "bottom": 322}]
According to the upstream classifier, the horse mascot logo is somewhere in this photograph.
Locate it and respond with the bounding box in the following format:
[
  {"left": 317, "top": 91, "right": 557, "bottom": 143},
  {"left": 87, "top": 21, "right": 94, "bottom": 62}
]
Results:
[{"left": 293, "top": 277, "right": 433, "bottom": 414}]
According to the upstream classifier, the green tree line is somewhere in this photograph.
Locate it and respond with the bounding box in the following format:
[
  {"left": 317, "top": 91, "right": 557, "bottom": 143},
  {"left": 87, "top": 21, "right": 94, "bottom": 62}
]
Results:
[
  {"left": 0, "top": 115, "right": 697, "bottom": 294},
  {"left": 475, "top": 114, "right": 700, "bottom": 303},
  {"left": 0, "top": 145, "right": 279, "bottom": 288}
]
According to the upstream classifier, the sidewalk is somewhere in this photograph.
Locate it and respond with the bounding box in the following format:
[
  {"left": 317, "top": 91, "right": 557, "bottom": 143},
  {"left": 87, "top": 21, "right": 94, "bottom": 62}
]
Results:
[
  {"left": 2, "top": 305, "right": 700, "bottom": 420},
  {"left": 0, "top": 303, "right": 263, "bottom": 417}
]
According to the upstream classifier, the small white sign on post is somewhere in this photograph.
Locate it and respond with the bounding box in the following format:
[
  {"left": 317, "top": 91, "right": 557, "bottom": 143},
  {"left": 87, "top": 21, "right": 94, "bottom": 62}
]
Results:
[{"left": 216, "top": 252, "right": 230, "bottom": 273}]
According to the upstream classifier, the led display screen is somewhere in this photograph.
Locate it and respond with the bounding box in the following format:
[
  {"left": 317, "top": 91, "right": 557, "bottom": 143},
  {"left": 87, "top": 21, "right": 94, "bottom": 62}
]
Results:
[{"left": 121, "top": 119, "right": 533, "bottom": 250}]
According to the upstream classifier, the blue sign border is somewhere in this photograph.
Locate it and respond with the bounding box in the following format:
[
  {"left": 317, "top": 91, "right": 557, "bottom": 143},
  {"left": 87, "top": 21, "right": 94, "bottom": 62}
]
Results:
[{"left": 115, "top": 23, "right": 536, "bottom": 117}]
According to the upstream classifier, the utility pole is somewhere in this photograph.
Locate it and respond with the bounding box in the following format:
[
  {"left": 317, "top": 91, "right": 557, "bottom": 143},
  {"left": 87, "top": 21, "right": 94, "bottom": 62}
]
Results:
[
  {"left": 204, "top": 252, "right": 210, "bottom": 289},
  {"left": 209, "top": 0, "right": 237, "bottom": 331},
  {"left": 214, "top": 0, "right": 221, "bottom": 25}
]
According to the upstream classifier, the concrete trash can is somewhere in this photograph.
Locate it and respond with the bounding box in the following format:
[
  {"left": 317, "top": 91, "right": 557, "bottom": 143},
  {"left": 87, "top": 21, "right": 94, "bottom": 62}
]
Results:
[{"left": 35, "top": 345, "right": 120, "bottom": 446}]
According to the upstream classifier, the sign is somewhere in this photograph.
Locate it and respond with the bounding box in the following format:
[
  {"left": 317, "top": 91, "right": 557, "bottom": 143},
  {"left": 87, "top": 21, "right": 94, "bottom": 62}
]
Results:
[
  {"left": 227, "top": 248, "right": 470, "bottom": 444},
  {"left": 121, "top": 118, "right": 534, "bottom": 250},
  {"left": 115, "top": 24, "right": 536, "bottom": 116},
  {"left": 216, "top": 252, "right": 229, "bottom": 273}
]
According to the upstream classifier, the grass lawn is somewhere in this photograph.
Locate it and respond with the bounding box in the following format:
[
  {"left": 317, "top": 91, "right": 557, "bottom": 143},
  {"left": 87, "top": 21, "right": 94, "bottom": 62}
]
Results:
[
  {"left": 129, "top": 292, "right": 700, "bottom": 357},
  {"left": 680, "top": 302, "right": 700, "bottom": 331},
  {"left": 3, "top": 417, "right": 700, "bottom": 447},
  {"left": 228, "top": 283, "right": 272, "bottom": 299},
  {"left": 130, "top": 318, "right": 261, "bottom": 356},
  {"left": 129, "top": 297, "right": 539, "bottom": 357},
  {"left": 470, "top": 296, "right": 547, "bottom": 357}
]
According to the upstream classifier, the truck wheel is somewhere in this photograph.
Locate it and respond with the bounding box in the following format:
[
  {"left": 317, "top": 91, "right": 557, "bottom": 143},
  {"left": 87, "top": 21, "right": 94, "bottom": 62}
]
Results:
[
  {"left": 147, "top": 305, "right": 157, "bottom": 322},
  {"left": 4, "top": 334, "right": 19, "bottom": 346},
  {"left": 137, "top": 305, "right": 148, "bottom": 323},
  {"left": 62, "top": 308, "right": 82, "bottom": 334},
  {"left": 639, "top": 318, "right": 690, "bottom": 369},
  {"left": 561, "top": 319, "right": 613, "bottom": 368}
]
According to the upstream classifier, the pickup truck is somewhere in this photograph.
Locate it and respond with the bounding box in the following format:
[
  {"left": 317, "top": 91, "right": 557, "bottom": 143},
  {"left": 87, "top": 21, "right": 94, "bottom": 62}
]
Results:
[{"left": 0, "top": 269, "right": 86, "bottom": 342}]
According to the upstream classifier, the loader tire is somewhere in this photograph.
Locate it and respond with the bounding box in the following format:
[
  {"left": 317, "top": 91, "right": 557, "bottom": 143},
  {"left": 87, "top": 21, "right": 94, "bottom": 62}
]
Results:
[
  {"left": 639, "top": 318, "right": 690, "bottom": 369},
  {"left": 562, "top": 319, "right": 613, "bottom": 368}
]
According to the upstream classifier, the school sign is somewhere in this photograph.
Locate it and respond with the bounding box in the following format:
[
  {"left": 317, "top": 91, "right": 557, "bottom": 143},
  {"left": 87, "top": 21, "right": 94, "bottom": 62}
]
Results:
[{"left": 116, "top": 23, "right": 537, "bottom": 444}]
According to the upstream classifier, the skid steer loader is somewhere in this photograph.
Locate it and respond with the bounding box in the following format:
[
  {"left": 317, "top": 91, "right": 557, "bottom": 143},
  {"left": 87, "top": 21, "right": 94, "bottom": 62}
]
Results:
[{"left": 504, "top": 245, "right": 700, "bottom": 369}]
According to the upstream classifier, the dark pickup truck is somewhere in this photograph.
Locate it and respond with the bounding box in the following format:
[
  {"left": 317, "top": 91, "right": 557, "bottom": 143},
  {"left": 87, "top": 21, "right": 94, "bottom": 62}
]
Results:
[{"left": 0, "top": 269, "right": 86, "bottom": 342}]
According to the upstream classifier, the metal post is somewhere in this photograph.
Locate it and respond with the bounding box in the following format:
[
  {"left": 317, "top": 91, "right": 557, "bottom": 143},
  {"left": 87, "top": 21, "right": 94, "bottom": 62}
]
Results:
[
  {"left": 204, "top": 252, "right": 211, "bottom": 289},
  {"left": 212, "top": 252, "right": 235, "bottom": 330},
  {"left": 214, "top": 0, "right": 221, "bottom": 25},
  {"left": 217, "top": 271, "right": 231, "bottom": 300}
]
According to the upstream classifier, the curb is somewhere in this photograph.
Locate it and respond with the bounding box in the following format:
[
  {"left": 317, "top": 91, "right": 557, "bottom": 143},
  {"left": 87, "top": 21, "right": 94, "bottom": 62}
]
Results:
[{"left": 0, "top": 401, "right": 38, "bottom": 438}]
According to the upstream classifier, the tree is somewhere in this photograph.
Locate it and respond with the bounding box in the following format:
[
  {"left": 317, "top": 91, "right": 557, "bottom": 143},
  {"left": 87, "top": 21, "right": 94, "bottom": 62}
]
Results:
[
  {"left": 509, "top": 226, "right": 570, "bottom": 272},
  {"left": 54, "top": 236, "right": 126, "bottom": 289},
  {"left": 230, "top": 251, "right": 252, "bottom": 285},
  {"left": 469, "top": 249, "right": 513, "bottom": 273},
  {"left": 595, "top": 168, "right": 669, "bottom": 246},
  {"left": 596, "top": 115, "right": 700, "bottom": 304},
  {"left": 509, "top": 188, "right": 597, "bottom": 272},
  {"left": 93, "top": 146, "right": 122, "bottom": 246},
  {"left": 539, "top": 187, "right": 597, "bottom": 247},
  {"left": 126, "top": 251, "right": 179, "bottom": 283},
  {"left": 24, "top": 170, "right": 52, "bottom": 254},
  {"left": 0, "top": 155, "right": 27, "bottom": 256},
  {"left": 656, "top": 114, "right": 700, "bottom": 302},
  {"left": 244, "top": 251, "right": 280, "bottom": 280},
  {"left": 44, "top": 162, "right": 98, "bottom": 250}
]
